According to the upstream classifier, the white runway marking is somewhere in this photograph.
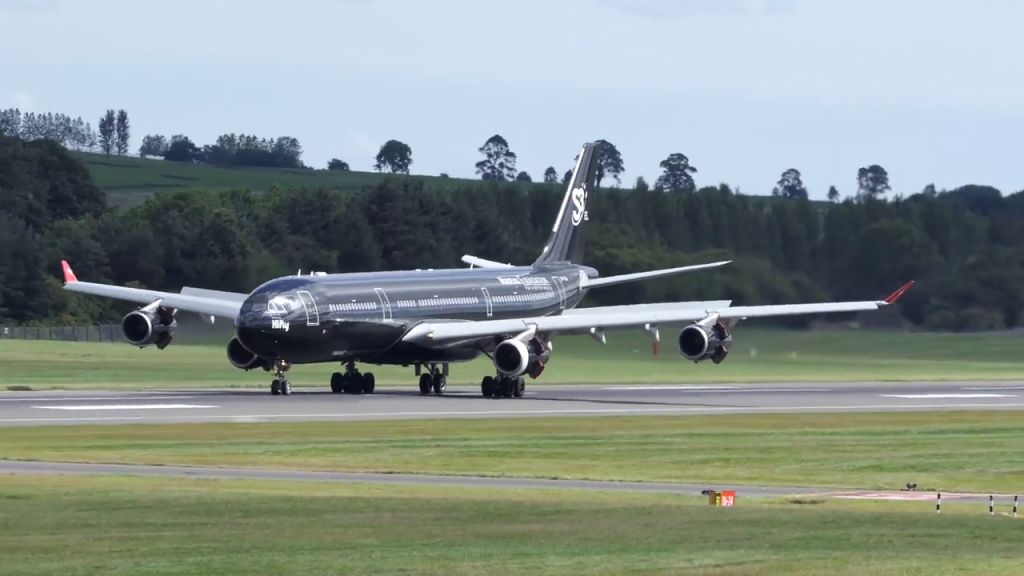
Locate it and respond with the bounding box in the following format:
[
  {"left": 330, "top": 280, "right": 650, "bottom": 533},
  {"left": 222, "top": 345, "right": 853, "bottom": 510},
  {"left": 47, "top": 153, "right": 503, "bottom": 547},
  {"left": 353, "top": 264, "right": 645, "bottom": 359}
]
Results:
[
  {"left": 882, "top": 394, "right": 1016, "bottom": 399},
  {"left": 6, "top": 402, "right": 1024, "bottom": 423},
  {"left": 603, "top": 386, "right": 830, "bottom": 393},
  {"left": 1, "top": 395, "right": 199, "bottom": 403},
  {"left": 34, "top": 404, "right": 218, "bottom": 411},
  {"left": 603, "top": 385, "right": 735, "bottom": 390}
]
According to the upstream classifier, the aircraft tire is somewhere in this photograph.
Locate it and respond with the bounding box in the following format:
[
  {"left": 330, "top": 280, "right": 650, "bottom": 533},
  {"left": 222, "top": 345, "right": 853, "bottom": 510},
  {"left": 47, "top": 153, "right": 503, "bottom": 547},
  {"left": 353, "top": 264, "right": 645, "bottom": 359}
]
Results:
[
  {"left": 362, "top": 373, "right": 376, "bottom": 394},
  {"left": 501, "top": 377, "right": 514, "bottom": 399},
  {"left": 481, "top": 376, "right": 494, "bottom": 398},
  {"left": 280, "top": 379, "right": 292, "bottom": 396},
  {"left": 271, "top": 379, "right": 281, "bottom": 396},
  {"left": 513, "top": 377, "right": 525, "bottom": 398},
  {"left": 432, "top": 374, "right": 446, "bottom": 395},
  {"left": 418, "top": 373, "right": 432, "bottom": 395},
  {"left": 330, "top": 372, "right": 343, "bottom": 394}
]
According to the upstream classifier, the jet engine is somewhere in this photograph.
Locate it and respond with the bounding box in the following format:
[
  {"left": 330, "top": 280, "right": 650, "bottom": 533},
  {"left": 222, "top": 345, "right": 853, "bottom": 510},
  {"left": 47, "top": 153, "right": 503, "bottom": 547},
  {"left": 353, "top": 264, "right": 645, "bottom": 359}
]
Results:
[
  {"left": 493, "top": 336, "right": 552, "bottom": 378},
  {"left": 121, "top": 300, "right": 177, "bottom": 349},
  {"left": 227, "top": 336, "right": 269, "bottom": 371},
  {"left": 677, "top": 315, "right": 732, "bottom": 364}
]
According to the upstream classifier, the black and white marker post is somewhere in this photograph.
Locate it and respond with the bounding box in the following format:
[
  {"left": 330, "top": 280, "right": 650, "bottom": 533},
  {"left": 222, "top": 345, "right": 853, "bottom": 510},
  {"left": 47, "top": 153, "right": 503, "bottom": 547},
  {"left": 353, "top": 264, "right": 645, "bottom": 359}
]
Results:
[
  {"left": 936, "top": 493, "right": 942, "bottom": 514},
  {"left": 989, "top": 495, "right": 994, "bottom": 516},
  {"left": 1014, "top": 495, "right": 1019, "bottom": 519}
]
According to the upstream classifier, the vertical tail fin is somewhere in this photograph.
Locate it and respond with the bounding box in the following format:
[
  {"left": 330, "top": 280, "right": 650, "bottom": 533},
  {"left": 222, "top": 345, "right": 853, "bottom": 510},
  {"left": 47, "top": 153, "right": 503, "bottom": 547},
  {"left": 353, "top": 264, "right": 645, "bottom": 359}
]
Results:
[{"left": 533, "top": 142, "right": 600, "bottom": 266}]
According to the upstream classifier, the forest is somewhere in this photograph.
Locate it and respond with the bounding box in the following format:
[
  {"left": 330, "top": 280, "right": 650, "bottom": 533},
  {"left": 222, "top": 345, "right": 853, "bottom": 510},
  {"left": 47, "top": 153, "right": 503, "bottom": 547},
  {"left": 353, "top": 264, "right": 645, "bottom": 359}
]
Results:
[{"left": 1, "top": 132, "right": 1022, "bottom": 331}]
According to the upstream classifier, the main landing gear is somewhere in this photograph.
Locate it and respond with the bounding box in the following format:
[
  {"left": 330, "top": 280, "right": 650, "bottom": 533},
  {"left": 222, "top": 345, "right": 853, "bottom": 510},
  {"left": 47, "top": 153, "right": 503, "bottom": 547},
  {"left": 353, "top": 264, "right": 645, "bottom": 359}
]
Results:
[
  {"left": 481, "top": 375, "right": 525, "bottom": 399},
  {"left": 270, "top": 359, "right": 292, "bottom": 396},
  {"left": 331, "top": 361, "right": 375, "bottom": 394},
  {"left": 417, "top": 364, "right": 447, "bottom": 395}
]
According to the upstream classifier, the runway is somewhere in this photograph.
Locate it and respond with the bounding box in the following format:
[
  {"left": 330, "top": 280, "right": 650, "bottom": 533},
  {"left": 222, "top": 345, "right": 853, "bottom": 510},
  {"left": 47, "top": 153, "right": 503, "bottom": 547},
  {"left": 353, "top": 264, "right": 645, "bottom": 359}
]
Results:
[{"left": 1, "top": 380, "right": 1023, "bottom": 426}]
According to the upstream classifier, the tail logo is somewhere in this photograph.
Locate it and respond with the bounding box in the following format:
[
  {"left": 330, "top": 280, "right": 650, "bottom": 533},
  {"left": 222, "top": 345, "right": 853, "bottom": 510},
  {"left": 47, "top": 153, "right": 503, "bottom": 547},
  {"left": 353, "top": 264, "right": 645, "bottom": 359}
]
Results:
[{"left": 570, "top": 184, "right": 588, "bottom": 227}]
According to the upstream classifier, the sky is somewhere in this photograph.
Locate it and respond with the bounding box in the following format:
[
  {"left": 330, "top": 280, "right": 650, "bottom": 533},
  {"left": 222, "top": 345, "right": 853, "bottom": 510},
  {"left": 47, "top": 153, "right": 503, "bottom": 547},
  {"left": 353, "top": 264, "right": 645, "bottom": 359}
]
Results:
[{"left": 2, "top": 0, "right": 1022, "bottom": 198}]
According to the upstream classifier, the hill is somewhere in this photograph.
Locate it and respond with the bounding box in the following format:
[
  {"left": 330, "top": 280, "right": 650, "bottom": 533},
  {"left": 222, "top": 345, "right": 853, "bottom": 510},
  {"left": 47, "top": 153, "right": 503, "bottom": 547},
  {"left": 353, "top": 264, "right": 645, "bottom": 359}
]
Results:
[{"left": 74, "top": 152, "right": 487, "bottom": 206}]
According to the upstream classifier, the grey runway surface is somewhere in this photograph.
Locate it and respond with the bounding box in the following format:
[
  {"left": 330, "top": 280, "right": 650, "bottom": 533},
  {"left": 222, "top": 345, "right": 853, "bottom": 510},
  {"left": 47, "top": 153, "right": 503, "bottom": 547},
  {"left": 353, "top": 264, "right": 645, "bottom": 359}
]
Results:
[{"left": 1, "top": 380, "right": 1024, "bottom": 427}]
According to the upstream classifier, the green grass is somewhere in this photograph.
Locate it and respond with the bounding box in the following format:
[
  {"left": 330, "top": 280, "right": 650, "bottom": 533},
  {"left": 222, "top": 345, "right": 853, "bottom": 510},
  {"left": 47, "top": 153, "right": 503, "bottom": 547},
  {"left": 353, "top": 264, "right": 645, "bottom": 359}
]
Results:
[
  {"left": 2, "top": 329, "right": 1023, "bottom": 389},
  {"left": 5, "top": 412, "right": 1023, "bottom": 493},
  {"left": 76, "top": 152, "right": 503, "bottom": 206},
  {"left": 0, "top": 475, "right": 1020, "bottom": 576}
]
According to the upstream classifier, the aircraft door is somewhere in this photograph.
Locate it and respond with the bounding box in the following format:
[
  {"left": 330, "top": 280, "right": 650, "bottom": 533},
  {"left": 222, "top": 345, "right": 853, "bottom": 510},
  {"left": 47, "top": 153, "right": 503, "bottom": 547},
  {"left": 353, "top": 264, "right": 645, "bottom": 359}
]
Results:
[
  {"left": 481, "top": 287, "right": 493, "bottom": 317},
  {"left": 296, "top": 290, "right": 320, "bottom": 326},
  {"left": 552, "top": 278, "right": 567, "bottom": 310},
  {"left": 374, "top": 288, "right": 393, "bottom": 321}
]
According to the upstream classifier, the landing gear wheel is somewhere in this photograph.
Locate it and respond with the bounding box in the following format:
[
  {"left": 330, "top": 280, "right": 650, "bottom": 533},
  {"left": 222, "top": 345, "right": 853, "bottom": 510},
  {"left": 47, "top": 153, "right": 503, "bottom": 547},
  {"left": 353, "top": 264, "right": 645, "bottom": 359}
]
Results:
[
  {"left": 431, "top": 373, "right": 446, "bottom": 395},
  {"left": 481, "top": 376, "right": 494, "bottom": 398},
  {"left": 330, "top": 372, "right": 343, "bottom": 394},
  {"left": 501, "top": 377, "right": 514, "bottom": 398},
  {"left": 419, "top": 373, "right": 432, "bottom": 395},
  {"left": 513, "top": 377, "right": 525, "bottom": 398},
  {"left": 362, "top": 372, "right": 376, "bottom": 394},
  {"left": 279, "top": 379, "right": 292, "bottom": 396},
  {"left": 271, "top": 379, "right": 281, "bottom": 396}
]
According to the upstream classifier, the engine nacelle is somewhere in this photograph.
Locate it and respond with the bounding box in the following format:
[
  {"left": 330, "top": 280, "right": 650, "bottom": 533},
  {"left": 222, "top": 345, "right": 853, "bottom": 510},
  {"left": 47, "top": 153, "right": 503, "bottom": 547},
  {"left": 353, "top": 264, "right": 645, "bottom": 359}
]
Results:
[
  {"left": 226, "top": 336, "right": 269, "bottom": 371},
  {"left": 122, "top": 301, "right": 177, "bottom": 349},
  {"left": 678, "top": 319, "right": 732, "bottom": 364},
  {"left": 493, "top": 337, "right": 552, "bottom": 378}
]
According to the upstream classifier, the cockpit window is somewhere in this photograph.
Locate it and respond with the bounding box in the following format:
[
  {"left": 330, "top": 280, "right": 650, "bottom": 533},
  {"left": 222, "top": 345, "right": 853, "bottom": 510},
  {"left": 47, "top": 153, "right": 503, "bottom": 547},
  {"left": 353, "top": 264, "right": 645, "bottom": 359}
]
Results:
[{"left": 267, "top": 295, "right": 301, "bottom": 316}]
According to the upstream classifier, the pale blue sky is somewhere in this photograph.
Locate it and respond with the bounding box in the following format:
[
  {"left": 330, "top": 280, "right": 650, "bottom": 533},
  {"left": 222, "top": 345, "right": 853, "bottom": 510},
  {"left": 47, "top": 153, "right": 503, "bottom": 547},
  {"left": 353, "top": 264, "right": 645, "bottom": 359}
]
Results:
[{"left": 2, "top": 0, "right": 1022, "bottom": 198}]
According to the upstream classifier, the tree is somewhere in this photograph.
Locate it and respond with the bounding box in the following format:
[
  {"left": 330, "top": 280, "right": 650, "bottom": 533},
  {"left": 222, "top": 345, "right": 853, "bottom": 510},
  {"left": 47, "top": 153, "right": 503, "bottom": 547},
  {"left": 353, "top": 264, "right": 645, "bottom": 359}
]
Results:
[
  {"left": 374, "top": 140, "right": 412, "bottom": 174},
  {"left": 114, "top": 109, "right": 130, "bottom": 155},
  {"left": 475, "top": 134, "right": 517, "bottom": 181},
  {"left": 515, "top": 171, "right": 532, "bottom": 183},
  {"left": 635, "top": 175, "right": 650, "bottom": 192},
  {"left": 562, "top": 169, "right": 572, "bottom": 185},
  {"left": 655, "top": 153, "right": 698, "bottom": 192},
  {"left": 921, "top": 183, "right": 937, "bottom": 197},
  {"left": 543, "top": 166, "right": 558, "bottom": 184},
  {"left": 594, "top": 139, "right": 623, "bottom": 186},
  {"left": 773, "top": 168, "right": 808, "bottom": 200},
  {"left": 857, "top": 164, "right": 890, "bottom": 198},
  {"left": 164, "top": 135, "right": 199, "bottom": 162},
  {"left": 0, "top": 108, "right": 20, "bottom": 137},
  {"left": 138, "top": 134, "right": 168, "bottom": 157},
  {"left": 827, "top": 185, "right": 840, "bottom": 203},
  {"left": 328, "top": 158, "right": 350, "bottom": 171},
  {"left": 97, "top": 110, "right": 116, "bottom": 155}
]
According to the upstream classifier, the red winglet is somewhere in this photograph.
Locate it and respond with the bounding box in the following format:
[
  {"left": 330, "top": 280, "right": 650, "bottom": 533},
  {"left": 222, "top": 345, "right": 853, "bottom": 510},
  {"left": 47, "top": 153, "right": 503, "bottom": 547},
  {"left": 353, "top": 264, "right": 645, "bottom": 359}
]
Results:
[
  {"left": 60, "top": 260, "right": 78, "bottom": 283},
  {"left": 883, "top": 280, "right": 915, "bottom": 305}
]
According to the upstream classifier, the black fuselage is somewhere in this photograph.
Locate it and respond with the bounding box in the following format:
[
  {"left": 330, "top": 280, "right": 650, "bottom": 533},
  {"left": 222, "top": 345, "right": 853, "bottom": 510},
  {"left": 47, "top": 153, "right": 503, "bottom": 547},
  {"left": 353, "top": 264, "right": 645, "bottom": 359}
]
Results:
[{"left": 234, "top": 263, "right": 595, "bottom": 365}]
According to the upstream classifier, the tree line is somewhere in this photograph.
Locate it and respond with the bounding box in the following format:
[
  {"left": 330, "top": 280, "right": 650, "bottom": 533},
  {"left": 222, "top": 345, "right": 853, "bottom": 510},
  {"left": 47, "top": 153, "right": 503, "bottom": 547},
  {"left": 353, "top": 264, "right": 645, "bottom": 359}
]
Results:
[{"left": 2, "top": 131, "right": 1023, "bottom": 332}]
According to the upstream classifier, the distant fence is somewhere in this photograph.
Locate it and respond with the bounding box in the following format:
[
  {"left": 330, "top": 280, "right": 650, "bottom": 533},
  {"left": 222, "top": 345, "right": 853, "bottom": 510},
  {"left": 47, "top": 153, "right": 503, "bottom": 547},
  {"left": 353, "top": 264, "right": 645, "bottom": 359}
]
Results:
[{"left": 0, "top": 324, "right": 121, "bottom": 343}]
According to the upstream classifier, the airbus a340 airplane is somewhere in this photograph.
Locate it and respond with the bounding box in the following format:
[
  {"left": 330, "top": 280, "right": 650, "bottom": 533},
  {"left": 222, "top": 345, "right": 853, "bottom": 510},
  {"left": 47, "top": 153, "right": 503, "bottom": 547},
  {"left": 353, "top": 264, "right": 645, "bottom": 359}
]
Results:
[{"left": 61, "top": 142, "right": 913, "bottom": 397}]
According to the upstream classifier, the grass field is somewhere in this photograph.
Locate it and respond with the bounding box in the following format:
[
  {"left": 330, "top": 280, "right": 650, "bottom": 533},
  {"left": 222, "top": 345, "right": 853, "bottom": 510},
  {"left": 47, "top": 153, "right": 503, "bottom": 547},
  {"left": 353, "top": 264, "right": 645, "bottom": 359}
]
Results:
[
  {"left": 2, "top": 328, "right": 1022, "bottom": 390},
  {"left": 76, "top": 152, "right": 508, "bottom": 206},
  {"left": 0, "top": 475, "right": 1020, "bottom": 576},
  {"left": 5, "top": 412, "right": 1022, "bottom": 493}
]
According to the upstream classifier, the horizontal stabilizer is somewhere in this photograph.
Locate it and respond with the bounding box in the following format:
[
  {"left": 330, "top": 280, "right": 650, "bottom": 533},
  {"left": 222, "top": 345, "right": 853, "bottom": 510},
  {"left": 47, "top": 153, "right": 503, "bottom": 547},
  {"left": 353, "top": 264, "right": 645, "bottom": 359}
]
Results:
[
  {"left": 583, "top": 260, "right": 731, "bottom": 289},
  {"left": 461, "top": 255, "right": 514, "bottom": 269}
]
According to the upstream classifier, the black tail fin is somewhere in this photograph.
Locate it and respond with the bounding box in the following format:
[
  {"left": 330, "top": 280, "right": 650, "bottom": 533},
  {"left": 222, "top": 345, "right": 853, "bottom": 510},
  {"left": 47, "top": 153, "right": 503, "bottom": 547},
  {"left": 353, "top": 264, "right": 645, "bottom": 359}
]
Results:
[{"left": 533, "top": 142, "right": 600, "bottom": 266}]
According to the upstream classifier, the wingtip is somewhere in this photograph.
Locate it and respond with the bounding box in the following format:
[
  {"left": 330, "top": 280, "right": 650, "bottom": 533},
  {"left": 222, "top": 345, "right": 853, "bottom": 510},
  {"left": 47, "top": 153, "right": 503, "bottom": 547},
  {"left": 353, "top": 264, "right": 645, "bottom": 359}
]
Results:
[
  {"left": 883, "top": 280, "right": 915, "bottom": 305},
  {"left": 60, "top": 260, "right": 78, "bottom": 284}
]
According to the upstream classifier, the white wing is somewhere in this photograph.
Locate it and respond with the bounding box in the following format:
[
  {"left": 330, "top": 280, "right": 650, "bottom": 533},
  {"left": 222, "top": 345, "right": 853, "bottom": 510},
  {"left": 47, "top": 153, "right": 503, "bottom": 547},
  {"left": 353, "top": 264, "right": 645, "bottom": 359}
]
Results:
[
  {"left": 61, "top": 261, "right": 243, "bottom": 319},
  {"left": 402, "top": 282, "right": 914, "bottom": 346}
]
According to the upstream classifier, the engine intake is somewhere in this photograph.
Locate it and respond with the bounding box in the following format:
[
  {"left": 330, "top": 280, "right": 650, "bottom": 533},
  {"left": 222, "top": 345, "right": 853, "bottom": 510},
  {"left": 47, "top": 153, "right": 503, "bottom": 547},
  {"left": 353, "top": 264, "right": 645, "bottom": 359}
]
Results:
[
  {"left": 678, "top": 318, "right": 732, "bottom": 364},
  {"left": 493, "top": 336, "right": 551, "bottom": 378},
  {"left": 227, "top": 337, "right": 268, "bottom": 371},
  {"left": 122, "top": 301, "right": 176, "bottom": 349}
]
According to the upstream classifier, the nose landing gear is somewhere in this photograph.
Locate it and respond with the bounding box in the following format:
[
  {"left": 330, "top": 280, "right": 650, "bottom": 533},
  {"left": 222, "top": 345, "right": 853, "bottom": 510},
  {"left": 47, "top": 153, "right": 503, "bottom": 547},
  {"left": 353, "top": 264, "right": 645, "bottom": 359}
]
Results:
[{"left": 270, "top": 359, "right": 291, "bottom": 396}]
